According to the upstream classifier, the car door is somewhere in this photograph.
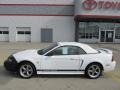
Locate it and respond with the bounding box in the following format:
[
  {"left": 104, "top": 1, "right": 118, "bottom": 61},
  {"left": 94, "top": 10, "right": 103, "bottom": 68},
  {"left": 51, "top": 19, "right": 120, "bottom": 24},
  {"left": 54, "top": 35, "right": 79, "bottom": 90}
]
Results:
[{"left": 41, "top": 46, "right": 86, "bottom": 70}]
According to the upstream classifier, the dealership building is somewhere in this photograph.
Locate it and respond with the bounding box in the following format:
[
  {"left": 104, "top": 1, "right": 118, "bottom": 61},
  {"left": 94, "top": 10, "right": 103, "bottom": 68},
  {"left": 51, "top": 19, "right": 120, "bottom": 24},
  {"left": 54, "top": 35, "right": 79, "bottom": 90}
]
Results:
[{"left": 0, "top": 0, "right": 120, "bottom": 43}]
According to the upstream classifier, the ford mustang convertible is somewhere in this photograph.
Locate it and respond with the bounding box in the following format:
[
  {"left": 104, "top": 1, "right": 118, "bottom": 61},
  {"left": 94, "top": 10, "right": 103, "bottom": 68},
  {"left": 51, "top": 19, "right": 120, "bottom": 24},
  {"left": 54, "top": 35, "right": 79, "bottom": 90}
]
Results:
[{"left": 4, "top": 42, "right": 116, "bottom": 79}]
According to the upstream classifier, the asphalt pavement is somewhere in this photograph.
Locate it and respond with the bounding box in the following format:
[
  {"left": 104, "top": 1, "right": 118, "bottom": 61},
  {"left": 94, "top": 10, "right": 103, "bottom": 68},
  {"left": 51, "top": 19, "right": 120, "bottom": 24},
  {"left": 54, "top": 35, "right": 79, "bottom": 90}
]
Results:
[{"left": 0, "top": 42, "right": 120, "bottom": 90}]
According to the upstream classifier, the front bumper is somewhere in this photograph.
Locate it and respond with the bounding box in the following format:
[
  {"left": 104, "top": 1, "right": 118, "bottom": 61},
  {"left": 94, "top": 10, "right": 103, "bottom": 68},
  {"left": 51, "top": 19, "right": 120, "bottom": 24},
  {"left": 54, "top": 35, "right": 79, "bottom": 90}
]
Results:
[{"left": 4, "top": 56, "right": 18, "bottom": 72}]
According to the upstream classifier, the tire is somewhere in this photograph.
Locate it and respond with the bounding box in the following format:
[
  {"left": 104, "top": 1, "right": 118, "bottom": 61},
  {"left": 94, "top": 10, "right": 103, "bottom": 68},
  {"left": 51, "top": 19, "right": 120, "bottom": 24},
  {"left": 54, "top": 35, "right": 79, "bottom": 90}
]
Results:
[
  {"left": 85, "top": 63, "right": 102, "bottom": 79},
  {"left": 18, "top": 62, "right": 36, "bottom": 79}
]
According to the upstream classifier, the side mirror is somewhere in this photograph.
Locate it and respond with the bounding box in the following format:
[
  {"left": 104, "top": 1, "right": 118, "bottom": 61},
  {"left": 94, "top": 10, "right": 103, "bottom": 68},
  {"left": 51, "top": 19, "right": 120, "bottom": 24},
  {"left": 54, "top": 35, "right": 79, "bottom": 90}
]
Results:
[{"left": 45, "top": 52, "right": 54, "bottom": 56}]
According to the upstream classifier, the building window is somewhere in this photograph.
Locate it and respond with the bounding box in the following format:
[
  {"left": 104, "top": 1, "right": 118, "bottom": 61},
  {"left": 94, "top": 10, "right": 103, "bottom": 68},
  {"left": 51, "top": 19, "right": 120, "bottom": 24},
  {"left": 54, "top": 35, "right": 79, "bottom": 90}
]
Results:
[
  {"left": 0, "top": 31, "right": 9, "bottom": 34},
  {"left": 3, "top": 31, "right": 9, "bottom": 34},
  {"left": 17, "top": 31, "right": 24, "bottom": 34},
  {"left": 16, "top": 27, "right": 31, "bottom": 35},
  {"left": 0, "top": 31, "right": 2, "bottom": 34},
  {"left": 79, "top": 22, "right": 99, "bottom": 39},
  {"left": 25, "top": 31, "right": 31, "bottom": 34},
  {"left": 17, "top": 31, "right": 31, "bottom": 35},
  {"left": 115, "top": 27, "right": 120, "bottom": 39}
]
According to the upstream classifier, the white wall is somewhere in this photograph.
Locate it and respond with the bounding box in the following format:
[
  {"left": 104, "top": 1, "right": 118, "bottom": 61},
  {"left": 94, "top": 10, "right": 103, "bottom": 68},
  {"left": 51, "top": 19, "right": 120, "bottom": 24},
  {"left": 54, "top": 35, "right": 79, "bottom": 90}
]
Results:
[
  {"left": 0, "top": 16, "right": 75, "bottom": 42},
  {"left": 79, "top": 39, "right": 99, "bottom": 43},
  {"left": 0, "top": 0, "right": 74, "bottom": 4}
]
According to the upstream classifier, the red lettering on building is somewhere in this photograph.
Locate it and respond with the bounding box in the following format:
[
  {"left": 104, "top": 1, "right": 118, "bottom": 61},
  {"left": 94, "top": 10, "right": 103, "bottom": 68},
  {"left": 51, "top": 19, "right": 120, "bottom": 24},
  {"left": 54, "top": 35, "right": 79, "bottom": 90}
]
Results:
[
  {"left": 98, "top": 1, "right": 104, "bottom": 9},
  {"left": 82, "top": 0, "right": 120, "bottom": 10},
  {"left": 104, "top": 2, "right": 112, "bottom": 9},
  {"left": 82, "top": 0, "right": 97, "bottom": 10},
  {"left": 117, "top": 3, "right": 120, "bottom": 9},
  {"left": 111, "top": 2, "right": 118, "bottom": 9}
]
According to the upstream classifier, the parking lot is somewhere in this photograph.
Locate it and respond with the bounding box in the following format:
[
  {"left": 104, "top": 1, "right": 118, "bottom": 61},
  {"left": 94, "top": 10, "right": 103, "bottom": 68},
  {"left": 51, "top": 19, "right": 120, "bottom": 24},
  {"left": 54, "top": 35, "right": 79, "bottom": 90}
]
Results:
[{"left": 0, "top": 42, "right": 120, "bottom": 90}]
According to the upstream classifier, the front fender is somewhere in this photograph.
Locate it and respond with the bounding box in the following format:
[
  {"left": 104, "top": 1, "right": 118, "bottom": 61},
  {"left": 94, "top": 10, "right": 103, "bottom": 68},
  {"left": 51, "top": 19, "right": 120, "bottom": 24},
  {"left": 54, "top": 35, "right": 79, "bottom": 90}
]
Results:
[{"left": 13, "top": 54, "right": 40, "bottom": 70}]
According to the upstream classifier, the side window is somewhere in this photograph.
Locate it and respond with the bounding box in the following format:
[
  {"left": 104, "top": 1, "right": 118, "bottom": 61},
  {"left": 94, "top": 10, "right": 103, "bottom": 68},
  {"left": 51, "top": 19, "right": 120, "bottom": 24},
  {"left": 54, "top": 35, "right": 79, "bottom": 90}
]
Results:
[
  {"left": 68, "top": 46, "right": 86, "bottom": 55},
  {"left": 46, "top": 47, "right": 68, "bottom": 56},
  {"left": 68, "top": 46, "right": 78, "bottom": 55},
  {"left": 46, "top": 46, "right": 86, "bottom": 56},
  {"left": 78, "top": 47, "right": 86, "bottom": 54}
]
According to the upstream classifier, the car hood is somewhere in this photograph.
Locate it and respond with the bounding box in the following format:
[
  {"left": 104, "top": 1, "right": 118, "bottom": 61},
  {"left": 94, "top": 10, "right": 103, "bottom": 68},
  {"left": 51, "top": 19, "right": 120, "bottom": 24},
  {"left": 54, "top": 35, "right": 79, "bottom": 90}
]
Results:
[{"left": 13, "top": 49, "right": 40, "bottom": 60}]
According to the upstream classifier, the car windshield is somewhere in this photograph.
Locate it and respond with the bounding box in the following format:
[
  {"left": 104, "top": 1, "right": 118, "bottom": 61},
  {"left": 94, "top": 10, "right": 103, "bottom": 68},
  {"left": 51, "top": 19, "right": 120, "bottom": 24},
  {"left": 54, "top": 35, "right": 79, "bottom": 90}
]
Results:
[{"left": 38, "top": 43, "right": 58, "bottom": 55}]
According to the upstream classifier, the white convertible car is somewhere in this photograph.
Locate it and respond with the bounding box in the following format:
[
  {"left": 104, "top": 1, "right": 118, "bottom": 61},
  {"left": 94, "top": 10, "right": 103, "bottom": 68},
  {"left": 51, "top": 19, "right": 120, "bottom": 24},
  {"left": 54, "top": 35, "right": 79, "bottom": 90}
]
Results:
[{"left": 4, "top": 42, "right": 116, "bottom": 79}]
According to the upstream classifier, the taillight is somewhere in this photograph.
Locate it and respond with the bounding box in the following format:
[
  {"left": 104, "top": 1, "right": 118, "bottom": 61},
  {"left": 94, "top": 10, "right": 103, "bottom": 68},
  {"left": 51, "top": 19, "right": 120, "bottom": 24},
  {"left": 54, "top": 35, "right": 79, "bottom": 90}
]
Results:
[{"left": 112, "top": 55, "right": 114, "bottom": 62}]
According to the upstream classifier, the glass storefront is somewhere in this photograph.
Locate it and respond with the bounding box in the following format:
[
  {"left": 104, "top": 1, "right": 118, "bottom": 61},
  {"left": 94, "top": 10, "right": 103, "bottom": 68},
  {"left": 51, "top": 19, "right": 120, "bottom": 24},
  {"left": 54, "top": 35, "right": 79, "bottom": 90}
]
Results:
[
  {"left": 78, "top": 22, "right": 120, "bottom": 43},
  {"left": 79, "top": 22, "right": 99, "bottom": 39},
  {"left": 115, "top": 27, "right": 120, "bottom": 39}
]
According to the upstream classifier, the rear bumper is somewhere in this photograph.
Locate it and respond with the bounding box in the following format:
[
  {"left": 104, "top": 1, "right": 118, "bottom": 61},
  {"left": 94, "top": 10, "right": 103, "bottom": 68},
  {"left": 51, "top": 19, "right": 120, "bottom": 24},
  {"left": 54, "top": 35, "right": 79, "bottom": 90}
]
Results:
[{"left": 104, "top": 61, "right": 116, "bottom": 72}]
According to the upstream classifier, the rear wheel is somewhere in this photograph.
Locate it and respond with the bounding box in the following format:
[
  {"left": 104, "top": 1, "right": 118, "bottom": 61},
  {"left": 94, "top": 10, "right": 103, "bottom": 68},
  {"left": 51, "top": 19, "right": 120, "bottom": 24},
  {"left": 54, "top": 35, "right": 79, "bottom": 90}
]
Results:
[
  {"left": 85, "top": 63, "right": 102, "bottom": 79},
  {"left": 19, "top": 62, "right": 36, "bottom": 79}
]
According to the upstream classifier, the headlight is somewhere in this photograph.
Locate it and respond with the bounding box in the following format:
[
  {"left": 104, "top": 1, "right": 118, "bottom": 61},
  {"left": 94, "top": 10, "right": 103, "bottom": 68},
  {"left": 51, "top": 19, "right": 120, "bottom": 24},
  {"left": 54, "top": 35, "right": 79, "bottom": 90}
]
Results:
[
  {"left": 8, "top": 58, "right": 13, "bottom": 62},
  {"left": 7, "top": 55, "right": 16, "bottom": 62}
]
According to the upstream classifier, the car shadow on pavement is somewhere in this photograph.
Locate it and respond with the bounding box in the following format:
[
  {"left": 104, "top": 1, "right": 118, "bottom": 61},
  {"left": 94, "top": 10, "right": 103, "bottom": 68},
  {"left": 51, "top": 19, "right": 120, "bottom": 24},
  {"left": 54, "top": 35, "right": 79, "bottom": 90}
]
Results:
[
  {"left": 0, "top": 65, "right": 106, "bottom": 80},
  {"left": 35, "top": 74, "right": 88, "bottom": 79},
  {"left": 34, "top": 74, "right": 106, "bottom": 80},
  {"left": 0, "top": 65, "right": 87, "bottom": 79},
  {"left": 0, "top": 65, "right": 20, "bottom": 85}
]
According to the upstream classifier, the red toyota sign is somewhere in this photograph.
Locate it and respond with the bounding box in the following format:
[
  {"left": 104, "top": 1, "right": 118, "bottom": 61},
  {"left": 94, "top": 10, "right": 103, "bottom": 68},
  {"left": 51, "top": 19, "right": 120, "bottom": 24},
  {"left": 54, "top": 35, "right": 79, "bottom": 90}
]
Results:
[{"left": 82, "top": 0, "right": 120, "bottom": 10}]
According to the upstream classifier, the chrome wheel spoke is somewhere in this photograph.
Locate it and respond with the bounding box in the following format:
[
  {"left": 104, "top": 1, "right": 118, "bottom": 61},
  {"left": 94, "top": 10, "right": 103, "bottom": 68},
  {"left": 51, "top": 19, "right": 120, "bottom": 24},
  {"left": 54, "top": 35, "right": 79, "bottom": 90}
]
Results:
[
  {"left": 26, "top": 65, "right": 30, "bottom": 70},
  {"left": 22, "top": 70, "right": 27, "bottom": 74},
  {"left": 91, "top": 71, "right": 96, "bottom": 76},
  {"left": 88, "top": 69, "right": 93, "bottom": 73},
  {"left": 22, "top": 66, "right": 27, "bottom": 71},
  {"left": 88, "top": 65, "right": 101, "bottom": 78},
  {"left": 28, "top": 69, "right": 33, "bottom": 72},
  {"left": 94, "top": 71, "right": 98, "bottom": 75},
  {"left": 20, "top": 64, "right": 33, "bottom": 78},
  {"left": 91, "top": 66, "right": 95, "bottom": 70},
  {"left": 95, "top": 69, "right": 100, "bottom": 74},
  {"left": 26, "top": 71, "right": 31, "bottom": 76}
]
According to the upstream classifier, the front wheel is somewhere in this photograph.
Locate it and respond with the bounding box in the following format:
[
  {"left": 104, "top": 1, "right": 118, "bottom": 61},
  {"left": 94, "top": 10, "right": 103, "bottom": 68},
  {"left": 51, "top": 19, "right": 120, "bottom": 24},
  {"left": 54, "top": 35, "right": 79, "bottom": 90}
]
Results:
[
  {"left": 85, "top": 64, "right": 102, "bottom": 79},
  {"left": 18, "top": 62, "right": 36, "bottom": 79}
]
